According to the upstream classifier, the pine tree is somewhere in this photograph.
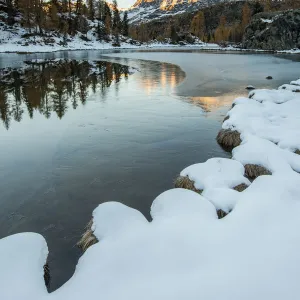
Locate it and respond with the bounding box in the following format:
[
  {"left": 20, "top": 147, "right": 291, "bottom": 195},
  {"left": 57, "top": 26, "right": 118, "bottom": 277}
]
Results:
[
  {"left": 6, "top": 0, "right": 15, "bottom": 25},
  {"left": 76, "top": 0, "right": 83, "bottom": 14},
  {"left": 190, "top": 11, "right": 205, "bottom": 40},
  {"left": 68, "top": 0, "right": 72, "bottom": 15},
  {"left": 97, "top": 21, "right": 105, "bottom": 40},
  {"left": 214, "top": 16, "right": 229, "bottom": 42},
  {"left": 88, "top": 0, "right": 95, "bottom": 20},
  {"left": 112, "top": 0, "right": 121, "bottom": 45},
  {"left": 170, "top": 25, "right": 179, "bottom": 44},
  {"left": 61, "top": 20, "right": 69, "bottom": 45},
  {"left": 242, "top": 2, "right": 251, "bottom": 29},
  {"left": 19, "top": 0, "right": 33, "bottom": 31},
  {"left": 49, "top": 1, "right": 59, "bottom": 30},
  {"left": 62, "top": 0, "right": 68, "bottom": 13},
  {"left": 97, "top": 0, "right": 105, "bottom": 21},
  {"left": 122, "top": 11, "right": 129, "bottom": 36},
  {"left": 252, "top": 1, "right": 264, "bottom": 15},
  {"left": 207, "top": 32, "right": 211, "bottom": 42},
  {"left": 33, "top": 0, "right": 44, "bottom": 34},
  {"left": 82, "top": 4, "right": 88, "bottom": 16},
  {"left": 263, "top": 0, "right": 272, "bottom": 11},
  {"left": 104, "top": 3, "right": 112, "bottom": 37}
]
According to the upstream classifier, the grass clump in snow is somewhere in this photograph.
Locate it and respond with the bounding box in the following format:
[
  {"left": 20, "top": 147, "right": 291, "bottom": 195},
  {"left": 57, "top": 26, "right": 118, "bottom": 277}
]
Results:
[
  {"left": 77, "top": 219, "right": 98, "bottom": 253},
  {"left": 217, "top": 210, "right": 228, "bottom": 219},
  {"left": 295, "top": 149, "right": 300, "bottom": 155},
  {"left": 233, "top": 183, "right": 248, "bottom": 192},
  {"left": 244, "top": 164, "right": 272, "bottom": 180},
  {"left": 175, "top": 176, "right": 248, "bottom": 194},
  {"left": 43, "top": 262, "right": 51, "bottom": 289},
  {"left": 216, "top": 129, "right": 241, "bottom": 151},
  {"left": 223, "top": 115, "right": 230, "bottom": 122},
  {"left": 174, "top": 176, "right": 202, "bottom": 193}
]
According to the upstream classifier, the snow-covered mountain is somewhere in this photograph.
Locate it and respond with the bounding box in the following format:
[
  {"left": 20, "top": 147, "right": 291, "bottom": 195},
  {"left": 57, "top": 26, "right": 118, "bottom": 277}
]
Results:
[{"left": 127, "top": 0, "right": 227, "bottom": 24}]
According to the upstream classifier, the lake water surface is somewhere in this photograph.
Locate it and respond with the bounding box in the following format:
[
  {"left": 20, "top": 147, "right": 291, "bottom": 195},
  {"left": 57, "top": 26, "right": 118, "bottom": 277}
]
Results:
[{"left": 0, "top": 49, "right": 300, "bottom": 291}]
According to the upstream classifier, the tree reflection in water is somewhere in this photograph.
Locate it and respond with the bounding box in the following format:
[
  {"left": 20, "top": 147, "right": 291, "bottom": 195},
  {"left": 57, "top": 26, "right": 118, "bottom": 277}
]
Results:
[{"left": 0, "top": 60, "right": 130, "bottom": 129}]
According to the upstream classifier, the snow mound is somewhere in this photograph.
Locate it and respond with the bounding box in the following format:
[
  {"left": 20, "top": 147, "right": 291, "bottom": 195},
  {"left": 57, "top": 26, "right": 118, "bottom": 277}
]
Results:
[
  {"left": 0, "top": 233, "right": 48, "bottom": 299},
  {"left": 151, "top": 188, "right": 217, "bottom": 220},
  {"left": 92, "top": 202, "right": 148, "bottom": 240},
  {"left": 180, "top": 158, "right": 250, "bottom": 190},
  {"left": 53, "top": 175, "right": 300, "bottom": 300},
  {"left": 278, "top": 84, "right": 300, "bottom": 92},
  {"left": 248, "top": 88, "right": 299, "bottom": 104},
  {"left": 290, "top": 79, "right": 300, "bottom": 86},
  {"left": 224, "top": 90, "right": 300, "bottom": 151},
  {"left": 232, "top": 134, "right": 300, "bottom": 174}
]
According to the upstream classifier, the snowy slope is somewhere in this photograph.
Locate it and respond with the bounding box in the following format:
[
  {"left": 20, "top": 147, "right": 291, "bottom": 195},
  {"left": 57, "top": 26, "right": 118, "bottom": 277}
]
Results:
[{"left": 127, "top": 0, "right": 229, "bottom": 24}]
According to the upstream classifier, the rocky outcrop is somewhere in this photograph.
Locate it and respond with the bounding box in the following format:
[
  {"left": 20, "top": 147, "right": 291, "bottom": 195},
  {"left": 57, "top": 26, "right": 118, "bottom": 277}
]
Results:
[{"left": 243, "top": 9, "right": 300, "bottom": 51}]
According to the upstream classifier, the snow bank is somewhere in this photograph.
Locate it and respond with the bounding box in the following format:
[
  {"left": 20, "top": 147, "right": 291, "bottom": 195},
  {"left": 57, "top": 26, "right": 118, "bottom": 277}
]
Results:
[
  {"left": 290, "top": 79, "right": 300, "bottom": 86},
  {"left": 232, "top": 134, "right": 300, "bottom": 174},
  {"left": 52, "top": 175, "right": 300, "bottom": 300},
  {"left": 279, "top": 78, "right": 300, "bottom": 92},
  {"left": 180, "top": 158, "right": 250, "bottom": 190},
  {"left": 278, "top": 84, "right": 300, "bottom": 92},
  {"left": 0, "top": 233, "right": 48, "bottom": 299},
  {"left": 224, "top": 89, "right": 300, "bottom": 151}
]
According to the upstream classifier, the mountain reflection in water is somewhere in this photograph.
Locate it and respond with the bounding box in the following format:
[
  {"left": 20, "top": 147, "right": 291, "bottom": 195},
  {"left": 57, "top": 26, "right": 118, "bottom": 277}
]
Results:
[{"left": 0, "top": 60, "right": 131, "bottom": 129}]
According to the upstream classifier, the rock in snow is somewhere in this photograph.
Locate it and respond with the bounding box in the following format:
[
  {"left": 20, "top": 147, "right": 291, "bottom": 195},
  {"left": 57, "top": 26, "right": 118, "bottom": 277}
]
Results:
[{"left": 1, "top": 77, "right": 300, "bottom": 300}]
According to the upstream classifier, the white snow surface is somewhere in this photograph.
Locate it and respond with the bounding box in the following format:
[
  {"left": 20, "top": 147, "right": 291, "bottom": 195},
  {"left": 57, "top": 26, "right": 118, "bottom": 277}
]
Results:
[
  {"left": 279, "top": 78, "right": 300, "bottom": 91},
  {"left": 226, "top": 86, "right": 300, "bottom": 152},
  {"left": 0, "top": 233, "right": 48, "bottom": 299},
  {"left": 179, "top": 158, "right": 250, "bottom": 212},
  {"left": 290, "top": 78, "right": 300, "bottom": 85},
  {"left": 233, "top": 134, "right": 300, "bottom": 174},
  {"left": 2, "top": 76, "right": 300, "bottom": 299},
  {"left": 260, "top": 18, "right": 273, "bottom": 23},
  {"left": 279, "top": 84, "right": 300, "bottom": 92},
  {"left": 4, "top": 175, "right": 300, "bottom": 300},
  {"left": 180, "top": 158, "right": 250, "bottom": 190}
]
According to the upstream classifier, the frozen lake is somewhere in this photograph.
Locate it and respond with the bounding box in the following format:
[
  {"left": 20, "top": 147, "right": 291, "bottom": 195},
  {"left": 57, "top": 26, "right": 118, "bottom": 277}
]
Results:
[{"left": 0, "top": 49, "right": 299, "bottom": 290}]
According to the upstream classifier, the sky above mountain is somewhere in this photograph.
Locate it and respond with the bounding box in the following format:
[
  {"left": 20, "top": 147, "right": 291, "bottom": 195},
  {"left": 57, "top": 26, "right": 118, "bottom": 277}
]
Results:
[{"left": 111, "top": 0, "right": 135, "bottom": 9}]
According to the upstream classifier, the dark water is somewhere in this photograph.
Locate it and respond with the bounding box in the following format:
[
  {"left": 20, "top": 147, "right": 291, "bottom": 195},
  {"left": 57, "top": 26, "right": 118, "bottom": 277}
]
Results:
[{"left": 0, "top": 50, "right": 299, "bottom": 291}]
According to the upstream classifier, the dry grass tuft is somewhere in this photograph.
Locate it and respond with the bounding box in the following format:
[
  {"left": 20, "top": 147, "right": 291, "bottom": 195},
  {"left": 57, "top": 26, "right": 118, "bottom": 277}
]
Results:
[
  {"left": 233, "top": 183, "right": 248, "bottom": 192},
  {"left": 43, "top": 262, "right": 50, "bottom": 289},
  {"left": 244, "top": 164, "right": 271, "bottom": 180},
  {"left": 223, "top": 115, "right": 230, "bottom": 123},
  {"left": 217, "top": 209, "right": 228, "bottom": 219},
  {"left": 217, "top": 129, "right": 241, "bottom": 151},
  {"left": 174, "top": 176, "right": 202, "bottom": 193},
  {"left": 77, "top": 219, "right": 98, "bottom": 253}
]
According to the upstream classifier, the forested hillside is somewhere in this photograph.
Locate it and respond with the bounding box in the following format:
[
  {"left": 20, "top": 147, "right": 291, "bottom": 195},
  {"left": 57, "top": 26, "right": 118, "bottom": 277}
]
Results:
[
  {"left": 129, "top": 0, "right": 300, "bottom": 45},
  {"left": 0, "top": 0, "right": 129, "bottom": 46},
  {"left": 0, "top": 0, "right": 300, "bottom": 50}
]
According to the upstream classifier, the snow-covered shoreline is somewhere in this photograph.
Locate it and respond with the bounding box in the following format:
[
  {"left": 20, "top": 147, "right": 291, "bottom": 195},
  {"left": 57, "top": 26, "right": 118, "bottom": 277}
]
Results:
[
  {"left": 1, "top": 54, "right": 300, "bottom": 299},
  {"left": 0, "top": 39, "right": 299, "bottom": 54}
]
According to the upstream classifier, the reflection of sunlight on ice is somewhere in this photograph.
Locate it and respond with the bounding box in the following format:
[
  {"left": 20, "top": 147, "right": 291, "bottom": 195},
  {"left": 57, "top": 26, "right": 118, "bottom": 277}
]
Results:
[
  {"left": 188, "top": 94, "right": 240, "bottom": 112},
  {"left": 138, "top": 63, "right": 185, "bottom": 95}
]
